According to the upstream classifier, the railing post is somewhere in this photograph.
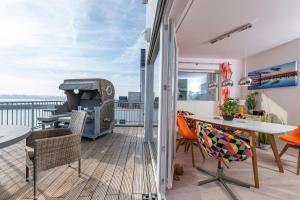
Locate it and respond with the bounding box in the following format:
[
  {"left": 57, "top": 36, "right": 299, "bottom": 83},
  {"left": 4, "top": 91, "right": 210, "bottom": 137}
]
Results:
[
  {"left": 6, "top": 102, "right": 9, "bottom": 125},
  {"left": 31, "top": 102, "right": 34, "bottom": 130}
]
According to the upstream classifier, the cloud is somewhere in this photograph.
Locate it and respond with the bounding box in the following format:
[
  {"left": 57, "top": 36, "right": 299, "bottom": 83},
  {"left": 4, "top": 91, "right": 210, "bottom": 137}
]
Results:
[
  {"left": 112, "top": 35, "right": 146, "bottom": 65},
  {"left": 0, "top": 0, "right": 145, "bottom": 97}
]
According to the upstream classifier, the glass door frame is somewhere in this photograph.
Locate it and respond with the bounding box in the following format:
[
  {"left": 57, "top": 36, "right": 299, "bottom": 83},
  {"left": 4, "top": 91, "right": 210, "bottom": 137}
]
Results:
[
  {"left": 144, "top": 22, "right": 162, "bottom": 197},
  {"left": 144, "top": 1, "right": 177, "bottom": 199},
  {"left": 159, "top": 17, "right": 178, "bottom": 194}
]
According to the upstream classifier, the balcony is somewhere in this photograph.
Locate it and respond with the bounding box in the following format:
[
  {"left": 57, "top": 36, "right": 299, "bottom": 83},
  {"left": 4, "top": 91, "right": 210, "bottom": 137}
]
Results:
[
  {"left": 0, "top": 100, "right": 159, "bottom": 199},
  {"left": 0, "top": 126, "right": 156, "bottom": 200}
]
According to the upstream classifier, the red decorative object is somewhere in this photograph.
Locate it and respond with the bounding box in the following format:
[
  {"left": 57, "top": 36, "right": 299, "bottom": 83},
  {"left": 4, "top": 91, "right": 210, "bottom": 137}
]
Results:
[
  {"left": 221, "top": 87, "right": 230, "bottom": 100},
  {"left": 221, "top": 62, "right": 233, "bottom": 80},
  {"left": 221, "top": 62, "right": 233, "bottom": 100}
]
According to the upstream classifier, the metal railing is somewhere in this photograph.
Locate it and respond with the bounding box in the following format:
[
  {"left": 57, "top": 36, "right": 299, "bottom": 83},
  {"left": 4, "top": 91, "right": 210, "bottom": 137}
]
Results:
[
  {"left": 0, "top": 100, "right": 156, "bottom": 128},
  {"left": 0, "top": 101, "right": 64, "bottom": 129},
  {"left": 114, "top": 101, "right": 145, "bottom": 126},
  {"left": 113, "top": 101, "right": 158, "bottom": 126}
]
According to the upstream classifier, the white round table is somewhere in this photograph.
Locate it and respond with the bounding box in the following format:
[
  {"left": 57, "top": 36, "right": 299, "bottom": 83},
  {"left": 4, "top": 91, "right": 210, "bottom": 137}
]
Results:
[{"left": 0, "top": 126, "right": 31, "bottom": 149}]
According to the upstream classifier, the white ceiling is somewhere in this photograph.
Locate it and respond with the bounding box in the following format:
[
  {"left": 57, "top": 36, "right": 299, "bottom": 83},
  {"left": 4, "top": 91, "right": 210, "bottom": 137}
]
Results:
[{"left": 175, "top": 0, "right": 300, "bottom": 59}]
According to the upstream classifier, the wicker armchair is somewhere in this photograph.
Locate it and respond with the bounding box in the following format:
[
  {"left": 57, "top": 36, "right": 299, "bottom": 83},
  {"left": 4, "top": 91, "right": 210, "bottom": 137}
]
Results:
[{"left": 25, "top": 111, "right": 87, "bottom": 200}]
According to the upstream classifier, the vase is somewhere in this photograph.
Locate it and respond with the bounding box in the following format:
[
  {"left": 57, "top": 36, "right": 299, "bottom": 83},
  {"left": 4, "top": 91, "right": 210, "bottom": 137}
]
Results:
[
  {"left": 222, "top": 115, "right": 234, "bottom": 121},
  {"left": 248, "top": 109, "right": 254, "bottom": 114}
]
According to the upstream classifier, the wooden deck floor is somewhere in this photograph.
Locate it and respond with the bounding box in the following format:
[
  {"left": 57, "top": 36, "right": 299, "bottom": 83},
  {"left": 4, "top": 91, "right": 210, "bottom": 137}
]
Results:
[{"left": 0, "top": 127, "right": 156, "bottom": 200}]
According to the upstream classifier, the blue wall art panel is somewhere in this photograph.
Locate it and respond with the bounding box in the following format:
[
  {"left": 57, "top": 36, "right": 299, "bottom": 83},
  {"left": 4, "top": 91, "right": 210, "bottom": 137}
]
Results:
[{"left": 248, "top": 61, "right": 298, "bottom": 90}]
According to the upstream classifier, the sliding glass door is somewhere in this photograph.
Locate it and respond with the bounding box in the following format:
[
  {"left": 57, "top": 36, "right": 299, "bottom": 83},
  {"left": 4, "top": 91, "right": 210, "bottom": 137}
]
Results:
[
  {"left": 152, "top": 48, "right": 161, "bottom": 163},
  {"left": 144, "top": 30, "right": 161, "bottom": 165},
  {"left": 144, "top": 5, "right": 177, "bottom": 200}
]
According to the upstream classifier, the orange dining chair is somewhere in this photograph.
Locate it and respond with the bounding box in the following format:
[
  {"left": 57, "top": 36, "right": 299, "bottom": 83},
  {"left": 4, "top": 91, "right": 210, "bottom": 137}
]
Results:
[
  {"left": 278, "top": 126, "right": 300, "bottom": 175},
  {"left": 176, "top": 115, "right": 205, "bottom": 167}
]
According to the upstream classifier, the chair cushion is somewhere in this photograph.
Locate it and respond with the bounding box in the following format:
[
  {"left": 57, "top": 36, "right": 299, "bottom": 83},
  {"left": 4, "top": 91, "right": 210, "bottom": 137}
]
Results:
[
  {"left": 25, "top": 146, "right": 34, "bottom": 160},
  {"left": 177, "top": 110, "right": 194, "bottom": 116},
  {"left": 278, "top": 126, "right": 300, "bottom": 145},
  {"left": 177, "top": 116, "right": 198, "bottom": 140},
  {"left": 177, "top": 110, "right": 196, "bottom": 130},
  {"left": 196, "top": 123, "right": 252, "bottom": 162}
]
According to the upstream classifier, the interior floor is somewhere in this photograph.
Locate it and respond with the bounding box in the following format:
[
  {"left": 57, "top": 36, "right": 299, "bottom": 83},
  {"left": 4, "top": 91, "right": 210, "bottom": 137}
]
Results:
[{"left": 167, "top": 141, "right": 300, "bottom": 200}]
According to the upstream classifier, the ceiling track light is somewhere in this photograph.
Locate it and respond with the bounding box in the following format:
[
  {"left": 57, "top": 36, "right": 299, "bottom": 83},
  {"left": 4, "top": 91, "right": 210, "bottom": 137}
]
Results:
[{"left": 209, "top": 23, "right": 253, "bottom": 44}]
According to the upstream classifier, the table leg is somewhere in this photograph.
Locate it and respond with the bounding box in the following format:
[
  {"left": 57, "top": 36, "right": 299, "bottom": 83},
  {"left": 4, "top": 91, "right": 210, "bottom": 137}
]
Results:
[
  {"left": 268, "top": 134, "right": 284, "bottom": 173},
  {"left": 250, "top": 132, "right": 259, "bottom": 188}
]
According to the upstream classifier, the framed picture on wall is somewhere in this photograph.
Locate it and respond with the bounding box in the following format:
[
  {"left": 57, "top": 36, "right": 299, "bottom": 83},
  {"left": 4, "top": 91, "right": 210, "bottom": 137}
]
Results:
[{"left": 248, "top": 60, "right": 298, "bottom": 90}]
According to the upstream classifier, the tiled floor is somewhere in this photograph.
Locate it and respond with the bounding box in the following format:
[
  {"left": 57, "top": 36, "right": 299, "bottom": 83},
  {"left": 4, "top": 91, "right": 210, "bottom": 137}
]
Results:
[
  {"left": 167, "top": 142, "right": 300, "bottom": 200},
  {"left": 0, "top": 127, "right": 156, "bottom": 200}
]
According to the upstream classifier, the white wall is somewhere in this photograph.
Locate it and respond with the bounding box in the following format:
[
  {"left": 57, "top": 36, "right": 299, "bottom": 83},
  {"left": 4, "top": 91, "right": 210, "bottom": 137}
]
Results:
[
  {"left": 246, "top": 38, "right": 300, "bottom": 125},
  {"left": 177, "top": 57, "right": 243, "bottom": 116},
  {"left": 177, "top": 101, "right": 219, "bottom": 117}
]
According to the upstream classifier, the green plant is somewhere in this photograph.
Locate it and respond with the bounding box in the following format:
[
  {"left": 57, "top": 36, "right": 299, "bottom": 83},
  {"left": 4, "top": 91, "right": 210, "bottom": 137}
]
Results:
[
  {"left": 246, "top": 92, "right": 258, "bottom": 110},
  {"left": 258, "top": 113, "right": 272, "bottom": 145},
  {"left": 258, "top": 133, "right": 269, "bottom": 145},
  {"left": 219, "top": 98, "right": 239, "bottom": 116},
  {"left": 260, "top": 113, "right": 272, "bottom": 123}
]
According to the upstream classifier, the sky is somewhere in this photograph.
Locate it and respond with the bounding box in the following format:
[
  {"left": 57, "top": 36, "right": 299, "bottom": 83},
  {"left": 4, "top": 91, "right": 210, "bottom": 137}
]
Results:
[{"left": 0, "top": 0, "right": 146, "bottom": 98}]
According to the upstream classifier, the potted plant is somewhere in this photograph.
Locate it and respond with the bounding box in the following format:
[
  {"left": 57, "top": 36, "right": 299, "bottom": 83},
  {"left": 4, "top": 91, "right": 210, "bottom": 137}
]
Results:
[
  {"left": 246, "top": 92, "right": 258, "bottom": 114},
  {"left": 219, "top": 98, "right": 239, "bottom": 121},
  {"left": 258, "top": 113, "right": 272, "bottom": 150}
]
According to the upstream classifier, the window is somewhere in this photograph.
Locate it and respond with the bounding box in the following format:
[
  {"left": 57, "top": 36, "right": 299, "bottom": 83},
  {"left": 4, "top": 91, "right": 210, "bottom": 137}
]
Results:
[
  {"left": 178, "top": 71, "right": 219, "bottom": 101},
  {"left": 151, "top": 48, "right": 160, "bottom": 164}
]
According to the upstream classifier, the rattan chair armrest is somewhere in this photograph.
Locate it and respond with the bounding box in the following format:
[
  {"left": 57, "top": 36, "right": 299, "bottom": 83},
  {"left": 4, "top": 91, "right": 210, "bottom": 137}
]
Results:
[
  {"left": 26, "top": 128, "right": 71, "bottom": 147},
  {"left": 33, "top": 134, "right": 81, "bottom": 172}
]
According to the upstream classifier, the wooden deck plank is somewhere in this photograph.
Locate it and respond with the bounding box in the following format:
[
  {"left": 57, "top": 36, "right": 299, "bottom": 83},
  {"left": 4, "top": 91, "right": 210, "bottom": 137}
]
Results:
[
  {"left": 145, "top": 144, "right": 157, "bottom": 194},
  {"left": 143, "top": 127, "right": 157, "bottom": 194},
  {"left": 74, "top": 131, "right": 122, "bottom": 199},
  {"left": 77, "top": 148, "right": 114, "bottom": 197},
  {"left": 118, "top": 127, "right": 138, "bottom": 200},
  {"left": 105, "top": 127, "right": 133, "bottom": 196},
  {"left": 90, "top": 130, "right": 129, "bottom": 200},
  {"left": 76, "top": 153, "right": 112, "bottom": 199},
  {"left": 34, "top": 139, "right": 101, "bottom": 199},
  {"left": 141, "top": 128, "right": 149, "bottom": 195},
  {"left": 131, "top": 193, "right": 142, "bottom": 200},
  {"left": 64, "top": 133, "right": 119, "bottom": 200},
  {"left": 76, "top": 134, "right": 119, "bottom": 199},
  {"left": 104, "top": 194, "right": 119, "bottom": 200},
  {"left": 56, "top": 133, "right": 117, "bottom": 198},
  {"left": 132, "top": 127, "right": 147, "bottom": 196},
  {"left": 77, "top": 197, "right": 90, "bottom": 200}
]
